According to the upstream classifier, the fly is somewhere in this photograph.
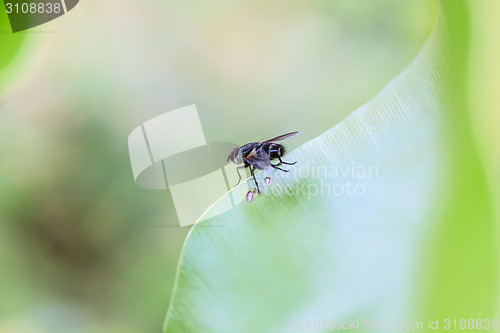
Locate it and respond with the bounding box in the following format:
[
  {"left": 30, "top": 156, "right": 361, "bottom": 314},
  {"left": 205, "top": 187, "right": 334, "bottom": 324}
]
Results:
[{"left": 227, "top": 131, "right": 300, "bottom": 194}]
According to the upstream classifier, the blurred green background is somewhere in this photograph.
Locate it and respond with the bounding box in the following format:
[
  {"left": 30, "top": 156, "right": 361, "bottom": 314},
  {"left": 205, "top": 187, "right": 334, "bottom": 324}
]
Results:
[{"left": 0, "top": 1, "right": 440, "bottom": 332}]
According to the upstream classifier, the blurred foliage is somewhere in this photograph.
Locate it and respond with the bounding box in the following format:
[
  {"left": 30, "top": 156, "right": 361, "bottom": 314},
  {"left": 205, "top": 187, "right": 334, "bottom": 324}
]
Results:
[
  {"left": 422, "top": 0, "right": 496, "bottom": 318},
  {"left": 0, "top": 109, "right": 189, "bottom": 331},
  {"left": 0, "top": 9, "right": 26, "bottom": 78},
  {"left": 467, "top": 1, "right": 500, "bottom": 241},
  {"left": 0, "top": 1, "right": 443, "bottom": 332}
]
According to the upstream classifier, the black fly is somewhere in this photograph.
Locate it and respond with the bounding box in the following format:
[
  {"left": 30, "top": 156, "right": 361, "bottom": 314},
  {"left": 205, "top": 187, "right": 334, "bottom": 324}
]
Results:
[{"left": 227, "top": 131, "right": 300, "bottom": 194}]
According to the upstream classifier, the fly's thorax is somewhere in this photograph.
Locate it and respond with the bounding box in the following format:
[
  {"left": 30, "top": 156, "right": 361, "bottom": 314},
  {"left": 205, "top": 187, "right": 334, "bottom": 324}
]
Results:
[{"left": 239, "top": 142, "right": 259, "bottom": 156}]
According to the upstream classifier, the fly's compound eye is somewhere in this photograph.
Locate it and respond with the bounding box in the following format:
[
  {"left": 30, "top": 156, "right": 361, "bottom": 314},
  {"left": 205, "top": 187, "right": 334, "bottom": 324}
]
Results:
[{"left": 228, "top": 148, "right": 244, "bottom": 164}]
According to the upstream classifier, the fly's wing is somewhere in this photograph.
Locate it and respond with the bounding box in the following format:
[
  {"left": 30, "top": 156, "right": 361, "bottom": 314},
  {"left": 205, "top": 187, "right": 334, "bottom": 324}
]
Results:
[
  {"left": 246, "top": 146, "right": 272, "bottom": 170},
  {"left": 264, "top": 131, "right": 300, "bottom": 143}
]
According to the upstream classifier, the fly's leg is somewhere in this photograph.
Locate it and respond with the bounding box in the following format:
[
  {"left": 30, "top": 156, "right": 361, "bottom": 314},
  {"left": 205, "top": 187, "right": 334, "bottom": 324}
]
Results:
[
  {"left": 250, "top": 166, "right": 261, "bottom": 194},
  {"left": 271, "top": 164, "right": 289, "bottom": 172},
  {"left": 278, "top": 157, "right": 297, "bottom": 165},
  {"left": 234, "top": 165, "right": 246, "bottom": 187}
]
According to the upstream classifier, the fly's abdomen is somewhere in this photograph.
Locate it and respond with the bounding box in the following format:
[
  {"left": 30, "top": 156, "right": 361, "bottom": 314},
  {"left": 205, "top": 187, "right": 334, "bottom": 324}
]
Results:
[{"left": 267, "top": 143, "right": 284, "bottom": 160}]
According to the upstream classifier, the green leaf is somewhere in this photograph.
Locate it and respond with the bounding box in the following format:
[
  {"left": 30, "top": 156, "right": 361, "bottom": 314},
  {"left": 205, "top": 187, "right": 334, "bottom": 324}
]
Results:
[{"left": 164, "top": 3, "right": 496, "bottom": 331}]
